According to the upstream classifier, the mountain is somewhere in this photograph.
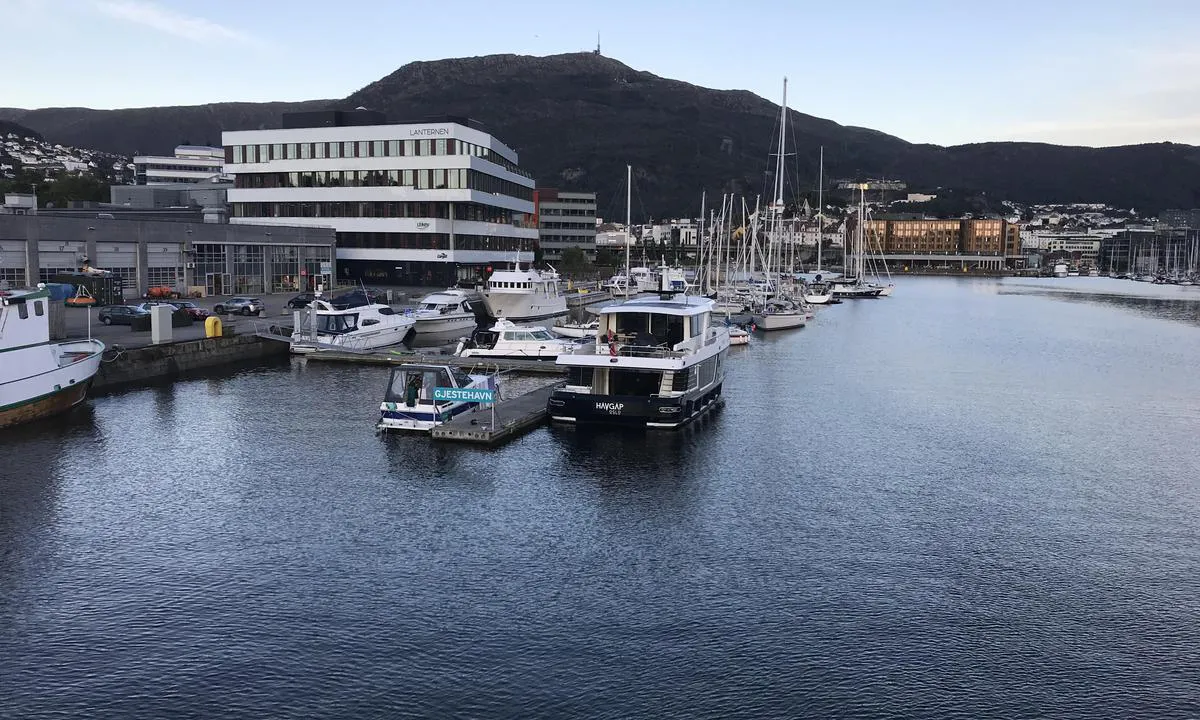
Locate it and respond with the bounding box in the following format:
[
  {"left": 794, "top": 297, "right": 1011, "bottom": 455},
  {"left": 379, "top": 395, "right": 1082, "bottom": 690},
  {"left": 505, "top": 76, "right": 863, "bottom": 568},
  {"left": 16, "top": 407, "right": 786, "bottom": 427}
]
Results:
[
  {"left": 0, "top": 101, "right": 328, "bottom": 157},
  {"left": 4, "top": 53, "right": 1200, "bottom": 216},
  {"left": 0, "top": 119, "right": 43, "bottom": 141}
]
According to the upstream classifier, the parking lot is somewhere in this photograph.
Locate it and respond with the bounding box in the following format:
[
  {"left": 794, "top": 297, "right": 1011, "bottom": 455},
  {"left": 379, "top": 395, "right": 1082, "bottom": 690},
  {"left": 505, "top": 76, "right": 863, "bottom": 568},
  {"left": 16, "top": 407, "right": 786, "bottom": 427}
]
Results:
[{"left": 61, "top": 287, "right": 432, "bottom": 348}]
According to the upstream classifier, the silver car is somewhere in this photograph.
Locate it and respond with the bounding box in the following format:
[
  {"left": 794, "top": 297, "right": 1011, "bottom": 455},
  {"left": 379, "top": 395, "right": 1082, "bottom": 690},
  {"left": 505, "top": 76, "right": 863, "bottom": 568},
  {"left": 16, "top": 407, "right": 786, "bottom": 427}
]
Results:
[{"left": 213, "top": 297, "right": 264, "bottom": 316}]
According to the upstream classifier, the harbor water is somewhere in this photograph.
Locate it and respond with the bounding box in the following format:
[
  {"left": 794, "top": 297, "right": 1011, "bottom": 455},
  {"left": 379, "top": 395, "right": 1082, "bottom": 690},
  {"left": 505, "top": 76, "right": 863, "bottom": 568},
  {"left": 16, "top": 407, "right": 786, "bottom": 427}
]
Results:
[{"left": 3, "top": 277, "right": 1200, "bottom": 718}]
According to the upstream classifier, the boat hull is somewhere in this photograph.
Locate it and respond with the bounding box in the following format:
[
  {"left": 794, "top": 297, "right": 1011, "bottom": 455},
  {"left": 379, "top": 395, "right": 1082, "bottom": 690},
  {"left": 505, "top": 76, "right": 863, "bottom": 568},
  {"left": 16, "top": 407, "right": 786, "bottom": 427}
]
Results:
[
  {"left": 291, "top": 321, "right": 414, "bottom": 353},
  {"left": 0, "top": 381, "right": 93, "bottom": 429},
  {"left": 548, "top": 384, "right": 723, "bottom": 429},
  {"left": 754, "top": 312, "right": 806, "bottom": 330},
  {"left": 0, "top": 342, "right": 103, "bottom": 432},
  {"left": 412, "top": 314, "right": 477, "bottom": 335},
  {"left": 483, "top": 293, "right": 568, "bottom": 322}
]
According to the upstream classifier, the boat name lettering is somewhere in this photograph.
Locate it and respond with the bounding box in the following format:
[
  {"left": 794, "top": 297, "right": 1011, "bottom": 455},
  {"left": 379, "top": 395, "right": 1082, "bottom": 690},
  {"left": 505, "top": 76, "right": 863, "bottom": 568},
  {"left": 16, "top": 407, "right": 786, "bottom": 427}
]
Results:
[
  {"left": 595, "top": 401, "right": 625, "bottom": 414},
  {"left": 433, "top": 387, "right": 494, "bottom": 403}
]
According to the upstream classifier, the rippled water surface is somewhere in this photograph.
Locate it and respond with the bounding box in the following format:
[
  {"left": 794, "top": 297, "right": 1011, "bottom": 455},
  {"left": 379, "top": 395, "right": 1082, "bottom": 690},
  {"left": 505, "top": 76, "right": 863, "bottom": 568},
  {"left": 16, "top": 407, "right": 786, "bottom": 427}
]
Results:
[{"left": 4, "top": 276, "right": 1200, "bottom": 719}]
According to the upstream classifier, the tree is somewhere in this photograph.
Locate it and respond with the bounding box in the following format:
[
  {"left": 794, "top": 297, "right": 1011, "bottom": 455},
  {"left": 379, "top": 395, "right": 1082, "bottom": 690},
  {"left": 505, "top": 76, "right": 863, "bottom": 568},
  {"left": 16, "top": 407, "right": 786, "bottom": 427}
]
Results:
[
  {"left": 594, "top": 247, "right": 620, "bottom": 268},
  {"left": 559, "top": 247, "right": 590, "bottom": 275}
]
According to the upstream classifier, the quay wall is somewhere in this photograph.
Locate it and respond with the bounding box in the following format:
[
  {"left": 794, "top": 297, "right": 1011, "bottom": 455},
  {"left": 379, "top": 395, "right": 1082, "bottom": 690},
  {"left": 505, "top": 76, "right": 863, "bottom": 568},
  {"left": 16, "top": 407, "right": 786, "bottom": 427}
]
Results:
[{"left": 92, "top": 335, "right": 289, "bottom": 392}]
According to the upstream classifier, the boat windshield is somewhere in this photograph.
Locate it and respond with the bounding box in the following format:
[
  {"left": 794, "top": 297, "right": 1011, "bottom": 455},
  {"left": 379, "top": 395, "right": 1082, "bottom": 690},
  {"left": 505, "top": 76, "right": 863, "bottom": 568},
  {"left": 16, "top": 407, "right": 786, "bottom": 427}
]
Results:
[
  {"left": 318, "top": 313, "right": 358, "bottom": 334},
  {"left": 384, "top": 367, "right": 453, "bottom": 405},
  {"left": 529, "top": 329, "right": 555, "bottom": 341}
]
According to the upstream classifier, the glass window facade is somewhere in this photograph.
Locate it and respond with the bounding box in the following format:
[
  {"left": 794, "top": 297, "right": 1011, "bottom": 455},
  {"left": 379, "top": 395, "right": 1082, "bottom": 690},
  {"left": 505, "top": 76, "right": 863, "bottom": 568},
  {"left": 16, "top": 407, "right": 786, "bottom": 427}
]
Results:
[{"left": 224, "top": 137, "right": 532, "bottom": 178}]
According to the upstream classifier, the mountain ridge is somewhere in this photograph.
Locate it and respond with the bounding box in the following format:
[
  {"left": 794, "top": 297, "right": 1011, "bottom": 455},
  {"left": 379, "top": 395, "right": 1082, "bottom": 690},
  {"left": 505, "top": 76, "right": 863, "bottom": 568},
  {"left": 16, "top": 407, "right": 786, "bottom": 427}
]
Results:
[{"left": 3, "top": 52, "right": 1198, "bottom": 215}]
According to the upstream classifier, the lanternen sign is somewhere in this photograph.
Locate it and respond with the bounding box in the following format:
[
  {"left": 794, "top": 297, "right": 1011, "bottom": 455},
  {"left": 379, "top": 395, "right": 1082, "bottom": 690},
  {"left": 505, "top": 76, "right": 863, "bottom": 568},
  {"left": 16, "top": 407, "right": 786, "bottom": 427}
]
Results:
[{"left": 409, "top": 128, "right": 451, "bottom": 137}]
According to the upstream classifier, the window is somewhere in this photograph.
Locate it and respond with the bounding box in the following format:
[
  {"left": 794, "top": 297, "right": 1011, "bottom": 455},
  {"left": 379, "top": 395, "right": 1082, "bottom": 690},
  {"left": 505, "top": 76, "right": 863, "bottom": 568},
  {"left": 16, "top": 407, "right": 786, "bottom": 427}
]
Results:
[
  {"left": 33, "top": 300, "right": 44, "bottom": 317},
  {"left": 388, "top": 140, "right": 399, "bottom": 156},
  {"left": 286, "top": 143, "right": 297, "bottom": 159},
  {"left": 358, "top": 141, "right": 369, "bottom": 157},
  {"left": 301, "top": 143, "right": 312, "bottom": 159},
  {"left": 258, "top": 144, "right": 269, "bottom": 161},
  {"left": 17, "top": 303, "right": 28, "bottom": 319},
  {"left": 373, "top": 140, "right": 384, "bottom": 157},
  {"left": 343, "top": 141, "right": 354, "bottom": 158},
  {"left": 232, "top": 146, "right": 243, "bottom": 163},
  {"left": 329, "top": 143, "right": 340, "bottom": 159},
  {"left": 314, "top": 143, "right": 325, "bottom": 159},
  {"left": 272, "top": 143, "right": 283, "bottom": 159}
]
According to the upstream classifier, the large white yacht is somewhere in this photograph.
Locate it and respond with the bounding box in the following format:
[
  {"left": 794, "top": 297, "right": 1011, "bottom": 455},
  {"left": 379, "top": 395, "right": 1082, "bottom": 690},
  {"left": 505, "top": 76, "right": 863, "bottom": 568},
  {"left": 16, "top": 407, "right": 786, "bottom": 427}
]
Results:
[
  {"left": 409, "top": 289, "right": 478, "bottom": 335},
  {"left": 1, "top": 286, "right": 104, "bottom": 429},
  {"left": 482, "top": 262, "right": 567, "bottom": 322},
  {"left": 291, "top": 299, "right": 415, "bottom": 353},
  {"left": 455, "top": 319, "right": 578, "bottom": 359},
  {"left": 548, "top": 280, "right": 729, "bottom": 428}
]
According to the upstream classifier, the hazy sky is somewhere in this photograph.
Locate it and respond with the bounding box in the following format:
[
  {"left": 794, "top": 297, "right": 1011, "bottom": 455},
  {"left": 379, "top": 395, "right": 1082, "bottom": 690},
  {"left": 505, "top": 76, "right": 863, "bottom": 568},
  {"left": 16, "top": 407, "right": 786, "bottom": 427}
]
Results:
[{"left": 5, "top": 0, "right": 1200, "bottom": 147}]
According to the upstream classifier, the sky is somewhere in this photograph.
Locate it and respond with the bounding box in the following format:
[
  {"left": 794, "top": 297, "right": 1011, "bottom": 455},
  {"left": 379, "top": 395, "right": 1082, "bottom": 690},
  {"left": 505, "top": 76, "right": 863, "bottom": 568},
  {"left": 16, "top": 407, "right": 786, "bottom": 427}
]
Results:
[{"left": 4, "top": 0, "right": 1200, "bottom": 148}]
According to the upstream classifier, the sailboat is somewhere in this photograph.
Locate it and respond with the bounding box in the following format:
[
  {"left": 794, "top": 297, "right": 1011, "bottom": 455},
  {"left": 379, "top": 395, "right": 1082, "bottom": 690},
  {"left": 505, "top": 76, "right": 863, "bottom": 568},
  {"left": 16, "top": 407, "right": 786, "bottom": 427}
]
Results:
[
  {"left": 832, "top": 184, "right": 883, "bottom": 298},
  {"left": 752, "top": 78, "right": 807, "bottom": 331},
  {"left": 803, "top": 147, "right": 836, "bottom": 306}
]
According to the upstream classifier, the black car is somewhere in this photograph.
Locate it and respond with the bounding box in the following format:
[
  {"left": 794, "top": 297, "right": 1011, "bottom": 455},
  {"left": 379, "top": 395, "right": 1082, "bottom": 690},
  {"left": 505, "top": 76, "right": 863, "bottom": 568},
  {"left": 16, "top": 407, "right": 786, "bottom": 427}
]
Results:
[
  {"left": 330, "top": 289, "right": 387, "bottom": 310},
  {"left": 98, "top": 305, "right": 150, "bottom": 326},
  {"left": 286, "top": 292, "right": 316, "bottom": 309}
]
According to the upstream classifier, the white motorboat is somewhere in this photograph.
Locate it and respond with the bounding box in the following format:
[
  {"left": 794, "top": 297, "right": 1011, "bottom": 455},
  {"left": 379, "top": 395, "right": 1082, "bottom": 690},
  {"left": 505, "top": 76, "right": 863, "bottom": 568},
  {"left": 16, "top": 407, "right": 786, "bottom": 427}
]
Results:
[
  {"left": 727, "top": 326, "right": 750, "bottom": 346},
  {"left": 803, "top": 282, "right": 835, "bottom": 305},
  {"left": 629, "top": 266, "right": 658, "bottom": 293},
  {"left": 409, "top": 289, "right": 478, "bottom": 335},
  {"left": 376, "top": 364, "right": 500, "bottom": 433},
  {"left": 1, "top": 286, "right": 104, "bottom": 429},
  {"left": 456, "top": 319, "right": 578, "bottom": 359},
  {"left": 551, "top": 320, "right": 599, "bottom": 339},
  {"left": 1053, "top": 263, "right": 1069, "bottom": 278},
  {"left": 548, "top": 283, "right": 730, "bottom": 429},
  {"left": 291, "top": 299, "right": 415, "bottom": 354},
  {"left": 482, "top": 263, "right": 568, "bottom": 322}
]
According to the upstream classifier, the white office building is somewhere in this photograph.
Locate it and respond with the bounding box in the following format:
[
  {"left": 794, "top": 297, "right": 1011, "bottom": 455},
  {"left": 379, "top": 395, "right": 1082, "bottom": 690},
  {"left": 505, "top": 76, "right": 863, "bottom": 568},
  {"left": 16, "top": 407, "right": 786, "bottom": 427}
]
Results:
[
  {"left": 133, "top": 145, "right": 225, "bottom": 185},
  {"left": 222, "top": 110, "right": 538, "bottom": 286}
]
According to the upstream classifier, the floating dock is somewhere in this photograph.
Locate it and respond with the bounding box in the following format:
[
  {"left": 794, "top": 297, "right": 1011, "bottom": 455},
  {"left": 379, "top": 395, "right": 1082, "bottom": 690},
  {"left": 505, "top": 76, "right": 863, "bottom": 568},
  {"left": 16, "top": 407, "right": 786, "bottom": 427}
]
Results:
[
  {"left": 303, "top": 350, "right": 567, "bottom": 374},
  {"left": 430, "top": 383, "right": 561, "bottom": 446}
]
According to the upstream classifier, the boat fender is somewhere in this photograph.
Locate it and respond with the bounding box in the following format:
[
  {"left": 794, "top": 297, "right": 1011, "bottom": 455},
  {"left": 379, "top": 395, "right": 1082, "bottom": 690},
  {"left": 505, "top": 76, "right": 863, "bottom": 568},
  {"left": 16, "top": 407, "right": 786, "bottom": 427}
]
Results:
[{"left": 607, "top": 329, "right": 617, "bottom": 357}]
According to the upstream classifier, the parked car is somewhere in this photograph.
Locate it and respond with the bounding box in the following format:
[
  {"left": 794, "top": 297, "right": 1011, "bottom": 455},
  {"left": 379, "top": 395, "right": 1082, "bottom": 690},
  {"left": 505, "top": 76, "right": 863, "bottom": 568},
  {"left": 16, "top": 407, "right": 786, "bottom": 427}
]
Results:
[
  {"left": 131, "top": 301, "right": 179, "bottom": 313},
  {"left": 213, "top": 297, "right": 265, "bottom": 316},
  {"left": 286, "top": 292, "right": 316, "bottom": 309},
  {"left": 330, "top": 289, "right": 387, "bottom": 310},
  {"left": 98, "top": 305, "right": 149, "bottom": 326},
  {"left": 170, "top": 301, "right": 213, "bottom": 320}
]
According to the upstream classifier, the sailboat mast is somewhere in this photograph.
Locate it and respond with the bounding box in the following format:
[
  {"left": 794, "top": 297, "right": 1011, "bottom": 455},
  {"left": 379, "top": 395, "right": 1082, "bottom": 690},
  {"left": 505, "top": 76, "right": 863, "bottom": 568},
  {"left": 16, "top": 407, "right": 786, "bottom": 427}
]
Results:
[
  {"left": 625, "top": 164, "right": 632, "bottom": 285},
  {"left": 817, "top": 146, "right": 824, "bottom": 273}
]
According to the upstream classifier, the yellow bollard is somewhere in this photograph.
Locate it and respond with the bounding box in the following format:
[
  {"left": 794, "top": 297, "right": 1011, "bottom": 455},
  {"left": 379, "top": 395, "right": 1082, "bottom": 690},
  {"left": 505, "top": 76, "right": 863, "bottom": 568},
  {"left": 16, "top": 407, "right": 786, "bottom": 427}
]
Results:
[{"left": 205, "top": 315, "right": 223, "bottom": 338}]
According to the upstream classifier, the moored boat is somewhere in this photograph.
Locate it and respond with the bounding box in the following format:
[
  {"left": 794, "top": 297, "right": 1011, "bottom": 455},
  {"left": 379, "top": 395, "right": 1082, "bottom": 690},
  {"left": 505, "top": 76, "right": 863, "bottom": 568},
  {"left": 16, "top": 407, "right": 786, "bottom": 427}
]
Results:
[
  {"left": 376, "top": 364, "right": 500, "bottom": 433},
  {"left": 409, "top": 289, "right": 478, "bottom": 335},
  {"left": 551, "top": 319, "right": 599, "bottom": 339},
  {"left": 456, "top": 318, "right": 579, "bottom": 359},
  {"left": 291, "top": 298, "right": 415, "bottom": 354},
  {"left": 1, "top": 286, "right": 105, "bottom": 429},
  {"left": 548, "top": 284, "right": 729, "bottom": 428},
  {"left": 481, "top": 263, "right": 568, "bottom": 322}
]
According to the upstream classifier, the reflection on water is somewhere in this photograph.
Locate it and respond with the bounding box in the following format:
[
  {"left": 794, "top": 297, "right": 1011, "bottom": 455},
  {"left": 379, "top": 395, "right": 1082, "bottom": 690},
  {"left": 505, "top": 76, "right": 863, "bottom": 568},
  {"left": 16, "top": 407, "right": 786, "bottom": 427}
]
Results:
[{"left": 1001, "top": 277, "right": 1200, "bottom": 326}]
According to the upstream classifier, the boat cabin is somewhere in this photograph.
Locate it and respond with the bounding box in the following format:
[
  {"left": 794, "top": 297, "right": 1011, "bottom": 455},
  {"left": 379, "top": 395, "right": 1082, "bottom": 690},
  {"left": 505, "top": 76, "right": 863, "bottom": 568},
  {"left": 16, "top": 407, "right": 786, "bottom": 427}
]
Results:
[
  {"left": 593, "top": 299, "right": 710, "bottom": 357},
  {"left": 384, "top": 365, "right": 476, "bottom": 408}
]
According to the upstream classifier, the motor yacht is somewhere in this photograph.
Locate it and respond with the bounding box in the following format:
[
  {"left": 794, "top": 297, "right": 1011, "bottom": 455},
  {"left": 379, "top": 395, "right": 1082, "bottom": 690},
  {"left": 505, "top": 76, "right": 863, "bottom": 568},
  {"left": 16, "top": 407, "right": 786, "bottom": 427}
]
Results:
[
  {"left": 291, "top": 299, "right": 415, "bottom": 353},
  {"left": 456, "top": 319, "right": 579, "bottom": 359},
  {"left": 409, "top": 289, "right": 478, "bottom": 335}
]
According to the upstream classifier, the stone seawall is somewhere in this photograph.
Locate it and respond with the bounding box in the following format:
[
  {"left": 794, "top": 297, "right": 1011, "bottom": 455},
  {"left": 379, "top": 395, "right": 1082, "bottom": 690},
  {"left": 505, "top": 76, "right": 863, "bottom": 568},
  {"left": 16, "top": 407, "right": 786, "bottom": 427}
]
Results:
[{"left": 92, "top": 335, "right": 289, "bottom": 392}]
